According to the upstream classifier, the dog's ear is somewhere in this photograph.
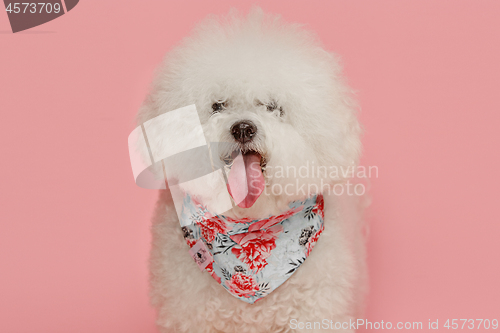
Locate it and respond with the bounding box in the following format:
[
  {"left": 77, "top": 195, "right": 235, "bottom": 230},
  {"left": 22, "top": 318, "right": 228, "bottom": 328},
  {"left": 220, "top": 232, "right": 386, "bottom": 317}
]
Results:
[
  {"left": 320, "top": 73, "right": 362, "bottom": 175},
  {"left": 129, "top": 94, "right": 166, "bottom": 190},
  {"left": 292, "top": 51, "right": 362, "bottom": 181}
]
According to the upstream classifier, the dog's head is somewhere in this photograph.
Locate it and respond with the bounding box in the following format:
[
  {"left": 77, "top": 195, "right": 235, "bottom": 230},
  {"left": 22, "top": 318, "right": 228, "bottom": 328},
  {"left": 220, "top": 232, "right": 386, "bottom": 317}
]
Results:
[{"left": 137, "top": 8, "right": 361, "bottom": 216}]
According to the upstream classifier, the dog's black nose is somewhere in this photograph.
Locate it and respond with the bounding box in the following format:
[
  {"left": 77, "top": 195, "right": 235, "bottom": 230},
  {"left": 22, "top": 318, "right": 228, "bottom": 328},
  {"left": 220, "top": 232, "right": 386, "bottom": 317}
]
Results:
[{"left": 231, "top": 121, "right": 257, "bottom": 144}]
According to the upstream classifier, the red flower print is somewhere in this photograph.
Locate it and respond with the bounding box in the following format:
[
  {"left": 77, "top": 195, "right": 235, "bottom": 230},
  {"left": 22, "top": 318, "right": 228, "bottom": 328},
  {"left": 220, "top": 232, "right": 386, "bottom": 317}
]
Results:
[
  {"left": 185, "top": 238, "right": 197, "bottom": 248},
  {"left": 305, "top": 225, "right": 324, "bottom": 257},
  {"left": 224, "top": 215, "right": 254, "bottom": 224},
  {"left": 225, "top": 272, "right": 259, "bottom": 298},
  {"left": 230, "top": 225, "right": 283, "bottom": 273},
  {"left": 312, "top": 194, "right": 325, "bottom": 219},
  {"left": 247, "top": 206, "right": 302, "bottom": 232},
  {"left": 197, "top": 216, "right": 227, "bottom": 243},
  {"left": 206, "top": 262, "right": 221, "bottom": 284}
]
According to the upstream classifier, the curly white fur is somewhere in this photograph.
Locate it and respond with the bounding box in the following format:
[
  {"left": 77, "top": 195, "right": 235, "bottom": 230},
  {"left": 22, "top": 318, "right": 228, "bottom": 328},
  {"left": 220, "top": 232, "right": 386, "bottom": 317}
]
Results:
[{"left": 137, "top": 8, "right": 368, "bottom": 333}]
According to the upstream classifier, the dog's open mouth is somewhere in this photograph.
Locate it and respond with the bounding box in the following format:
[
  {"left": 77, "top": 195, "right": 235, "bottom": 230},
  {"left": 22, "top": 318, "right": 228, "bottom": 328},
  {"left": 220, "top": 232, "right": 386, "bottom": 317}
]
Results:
[{"left": 224, "top": 150, "right": 266, "bottom": 208}]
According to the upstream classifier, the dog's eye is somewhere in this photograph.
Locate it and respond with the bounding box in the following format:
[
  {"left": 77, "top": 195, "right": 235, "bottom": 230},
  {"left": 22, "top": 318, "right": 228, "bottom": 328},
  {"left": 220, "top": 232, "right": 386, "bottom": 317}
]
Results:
[
  {"left": 265, "top": 101, "right": 276, "bottom": 112},
  {"left": 265, "top": 101, "right": 284, "bottom": 117},
  {"left": 211, "top": 101, "right": 226, "bottom": 114}
]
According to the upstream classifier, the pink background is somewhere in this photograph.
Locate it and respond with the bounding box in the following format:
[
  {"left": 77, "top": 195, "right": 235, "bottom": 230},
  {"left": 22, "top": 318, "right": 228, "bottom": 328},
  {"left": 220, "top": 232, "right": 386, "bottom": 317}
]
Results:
[{"left": 1, "top": 1, "right": 499, "bottom": 332}]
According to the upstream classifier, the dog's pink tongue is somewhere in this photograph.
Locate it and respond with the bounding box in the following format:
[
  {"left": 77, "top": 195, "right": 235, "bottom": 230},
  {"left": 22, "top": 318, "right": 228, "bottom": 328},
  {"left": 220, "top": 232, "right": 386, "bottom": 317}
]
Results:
[{"left": 227, "top": 152, "right": 265, "bottom": 208}]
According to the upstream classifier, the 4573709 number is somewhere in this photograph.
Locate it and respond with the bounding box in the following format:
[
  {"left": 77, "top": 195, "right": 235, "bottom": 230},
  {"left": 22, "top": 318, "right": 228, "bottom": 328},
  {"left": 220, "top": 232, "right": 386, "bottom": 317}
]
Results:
[
  {"left": 6, "top": 2, "right": 62, "bottom": 14},
  {"left": 443, "top": 319, "right": 498, "bottom": 330}
]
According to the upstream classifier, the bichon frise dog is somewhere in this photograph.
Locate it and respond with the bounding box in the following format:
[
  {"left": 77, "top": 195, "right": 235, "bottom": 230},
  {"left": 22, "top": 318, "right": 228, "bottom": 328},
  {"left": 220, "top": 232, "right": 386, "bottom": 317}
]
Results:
[{"left": 135, "top": 8, "right": 367, "bottom": 333}]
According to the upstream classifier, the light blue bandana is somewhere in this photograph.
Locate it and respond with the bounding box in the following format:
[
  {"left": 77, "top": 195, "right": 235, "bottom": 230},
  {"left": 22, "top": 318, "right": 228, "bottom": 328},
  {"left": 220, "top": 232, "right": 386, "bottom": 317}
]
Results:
[{"left": 180, "top": 194, "right": 325, "bottom": 304}]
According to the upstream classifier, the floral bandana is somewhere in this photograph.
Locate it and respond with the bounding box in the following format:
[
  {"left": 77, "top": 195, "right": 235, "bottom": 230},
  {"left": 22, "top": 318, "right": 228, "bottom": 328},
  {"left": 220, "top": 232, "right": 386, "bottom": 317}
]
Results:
[{"left": 179, "top": 194, "right": 325, "bottom": 304}]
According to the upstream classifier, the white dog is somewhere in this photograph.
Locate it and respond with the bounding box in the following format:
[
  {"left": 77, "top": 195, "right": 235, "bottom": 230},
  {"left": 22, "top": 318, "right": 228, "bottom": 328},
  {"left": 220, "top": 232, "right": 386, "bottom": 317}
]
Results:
[{"left": 136, "top": 8, "right": 367, "bottom": 333}]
